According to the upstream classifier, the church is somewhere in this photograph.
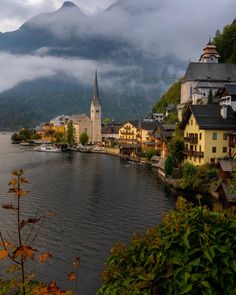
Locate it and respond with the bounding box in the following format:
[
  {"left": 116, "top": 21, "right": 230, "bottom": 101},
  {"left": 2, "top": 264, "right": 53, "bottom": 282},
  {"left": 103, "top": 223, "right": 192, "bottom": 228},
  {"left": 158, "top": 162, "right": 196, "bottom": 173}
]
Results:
[
  {"left": 70, "top": 71, "right": 102, "bottom": 144},
  {"left": 178, "top": 40, "right": 236, "bottom": 120}
]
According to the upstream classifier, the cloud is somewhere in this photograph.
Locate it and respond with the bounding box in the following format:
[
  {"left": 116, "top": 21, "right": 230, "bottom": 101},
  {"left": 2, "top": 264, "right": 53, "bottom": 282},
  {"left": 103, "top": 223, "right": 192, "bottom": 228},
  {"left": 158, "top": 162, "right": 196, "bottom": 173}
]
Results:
[
  {"left": 21, "top": 0, "right": 236, "bottom": 60},
  {"left": 0, "top": 51, "right": 138, "bottom": 93}
]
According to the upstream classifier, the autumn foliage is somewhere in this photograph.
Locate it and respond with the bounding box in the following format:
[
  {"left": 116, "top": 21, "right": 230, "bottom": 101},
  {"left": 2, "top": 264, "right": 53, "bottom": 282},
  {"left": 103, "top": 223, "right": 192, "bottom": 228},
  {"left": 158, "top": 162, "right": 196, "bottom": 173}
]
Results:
[{"left": 0, "top": 169, "right": 79, "bottom": 294}]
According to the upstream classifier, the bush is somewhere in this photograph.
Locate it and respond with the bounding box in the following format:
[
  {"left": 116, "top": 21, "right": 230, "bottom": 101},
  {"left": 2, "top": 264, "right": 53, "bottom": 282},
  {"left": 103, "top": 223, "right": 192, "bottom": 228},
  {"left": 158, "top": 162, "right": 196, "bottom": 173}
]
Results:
[
  {"left": 183, "top": 162, "right": 197, "bottom": 179},
  {"left": 145, "top": 148, "right": 156, "bottom": 160},
  {"left": 165, "top": 155, "right": 174, "bottom": 176},
  {"left": 98, "top": 198, "right": 236, "bottom": 295}
]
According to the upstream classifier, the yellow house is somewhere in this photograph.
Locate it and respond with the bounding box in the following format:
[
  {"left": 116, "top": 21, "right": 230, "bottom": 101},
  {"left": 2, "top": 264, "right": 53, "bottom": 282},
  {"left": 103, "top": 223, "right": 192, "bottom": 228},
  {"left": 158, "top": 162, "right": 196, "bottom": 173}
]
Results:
[
  {"left": 118, "top": 121, "right": 140, "bottom": 143},
  {"left": 180, "top": 105, "right": 236, "bottom": 165}
]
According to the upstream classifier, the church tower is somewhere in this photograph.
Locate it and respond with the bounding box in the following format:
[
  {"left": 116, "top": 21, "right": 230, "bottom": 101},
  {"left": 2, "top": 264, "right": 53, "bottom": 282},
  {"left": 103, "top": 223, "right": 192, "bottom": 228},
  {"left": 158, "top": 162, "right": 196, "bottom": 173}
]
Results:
[
  {"left": 90, "top": 70, "right": 102, "bottom": 143},
  {"left": 199, "top": 39, "right": 220, "bottom": 63}
]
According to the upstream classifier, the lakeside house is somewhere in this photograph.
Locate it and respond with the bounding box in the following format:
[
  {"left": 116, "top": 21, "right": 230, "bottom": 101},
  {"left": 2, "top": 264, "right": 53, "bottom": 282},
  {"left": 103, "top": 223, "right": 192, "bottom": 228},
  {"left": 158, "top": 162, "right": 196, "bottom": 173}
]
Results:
[{"left": 179, "top": 104, "right": 236, "bottom": 165}]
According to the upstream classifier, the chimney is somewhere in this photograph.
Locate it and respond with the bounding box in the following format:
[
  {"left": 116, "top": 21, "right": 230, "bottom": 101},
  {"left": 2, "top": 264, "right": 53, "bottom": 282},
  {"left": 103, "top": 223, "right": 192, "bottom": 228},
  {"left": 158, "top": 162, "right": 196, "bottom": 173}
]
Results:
[{"left": 221, "top": 105, "right": 227, "bottom": 119}]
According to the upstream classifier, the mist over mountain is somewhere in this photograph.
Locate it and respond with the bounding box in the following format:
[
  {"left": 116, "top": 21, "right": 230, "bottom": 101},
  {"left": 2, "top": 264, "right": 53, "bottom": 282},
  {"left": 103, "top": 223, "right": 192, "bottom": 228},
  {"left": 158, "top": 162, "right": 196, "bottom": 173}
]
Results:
[{"left": 0, "top": 1, "right": 186, "bottom": 129}]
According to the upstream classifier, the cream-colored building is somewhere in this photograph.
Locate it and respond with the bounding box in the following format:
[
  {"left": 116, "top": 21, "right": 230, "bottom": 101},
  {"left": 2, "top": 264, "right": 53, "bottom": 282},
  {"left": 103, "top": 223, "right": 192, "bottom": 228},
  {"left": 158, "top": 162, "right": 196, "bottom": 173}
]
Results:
[
  {"left": 68, "top": 71, "right": 102, "bottom": 144},
  {"left": 180, "top": 104, "right": 236, "bottom": 165},
  {"left": 118, "top": 121, "right": 140, "bottom": 143}
]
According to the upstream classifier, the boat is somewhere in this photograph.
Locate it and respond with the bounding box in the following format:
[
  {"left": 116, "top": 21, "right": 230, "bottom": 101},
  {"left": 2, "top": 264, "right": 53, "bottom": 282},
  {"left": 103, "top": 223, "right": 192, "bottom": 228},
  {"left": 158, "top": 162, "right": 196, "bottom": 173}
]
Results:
[{"left": 34, "top": 144, "right": 62, "bottom": 153}]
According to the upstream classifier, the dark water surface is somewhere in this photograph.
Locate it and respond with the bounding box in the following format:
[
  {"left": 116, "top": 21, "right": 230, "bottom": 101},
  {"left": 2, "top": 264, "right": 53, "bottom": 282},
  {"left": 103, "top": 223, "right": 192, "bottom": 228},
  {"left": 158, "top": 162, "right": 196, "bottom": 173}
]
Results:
[{"left": 0, "top": 133, "right": 177, "bottom": 294}]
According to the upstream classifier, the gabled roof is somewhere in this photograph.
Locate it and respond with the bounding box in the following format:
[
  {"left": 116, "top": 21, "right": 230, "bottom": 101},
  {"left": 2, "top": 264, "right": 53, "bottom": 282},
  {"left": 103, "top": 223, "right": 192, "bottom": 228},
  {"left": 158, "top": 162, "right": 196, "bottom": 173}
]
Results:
[
  {"left": 70, "top": 114, "right": 91, "bottom": 123},
  {"left": 141, "top": 121, "right": 158, "bottom": 131},
  {"left": 179, "top": 105, "right": 236, "bottom": 130},
  {"left": 183, "top": 63, "right": 236, "bottom": 83},
  {"left": 120, "top": 120, "right": 140, "bottom": 129},
  {"left": 219, "top": 160, "right": 236, "bottom": 173},
  {"left": 216, "top": 183, "right": 236, "bottom": 202}
]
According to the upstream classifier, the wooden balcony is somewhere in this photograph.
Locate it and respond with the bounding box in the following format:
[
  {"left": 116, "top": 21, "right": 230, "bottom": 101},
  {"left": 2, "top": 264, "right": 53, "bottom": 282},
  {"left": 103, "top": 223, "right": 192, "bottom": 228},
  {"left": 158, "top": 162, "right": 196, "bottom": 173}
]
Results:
[
  {"left": 184, "top": 149, "right": 204, "bottom": 158},
  {"left": 120, "top": 131, "right": 135, "bottom": 135},
  {"left": 184, "top": 137, "right": 198, "bottom": 144}
]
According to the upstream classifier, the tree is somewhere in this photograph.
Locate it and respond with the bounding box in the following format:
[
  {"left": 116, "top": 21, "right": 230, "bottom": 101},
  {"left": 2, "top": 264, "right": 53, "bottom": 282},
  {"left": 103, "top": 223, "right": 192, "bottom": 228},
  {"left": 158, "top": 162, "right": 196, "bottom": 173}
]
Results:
[
  {"left": 66, "top": 120, "right": 76, "bottom": 145},
  {"left": 168, "top": 136, "right": 184, "bottom": 167},
  {"left": 54, "top": 131, "right": 65, "bottom": 143},
  {"left": 145, "top": 148, "right": 156, "bottom": 160},
  {"left": 165, "top": 155, "right": 173, "bottom": 176},
  {"left": 208, "top": 89, "right": 214, "bottom": 104},
  {"left": 103, "top": 118, "right": 111, "bottom": 125},
  {"left": 79, "top": 132, "right": 89, "bottom": 146},
  {"left": 98, "top": 197, "right": 236, "bottom": 295}
]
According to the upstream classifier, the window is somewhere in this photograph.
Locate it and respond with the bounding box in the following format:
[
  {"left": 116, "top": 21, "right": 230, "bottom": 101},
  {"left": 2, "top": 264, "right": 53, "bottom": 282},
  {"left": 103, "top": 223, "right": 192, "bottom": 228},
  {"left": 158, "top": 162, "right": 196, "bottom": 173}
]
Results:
[
  {"left": 96, "top": 110, "right": 99, "bottom": 113},
  {"left": 191, "top": 120, "right": 193, "bottom": 126},
  {"left": 223, "top": 133, "right": 227, "bottom": 140},
  {"left": 223, "top": 147, "right": 227, "bottom": 153},
  {"left": 212, "top": 147, "right": 216, "bottom": 153},
  {"left": 212, "top": 133, "right": 217, "bottom": 140},
  {"left": 199, "top": 133, "right": 202, "bottom": 140},
  {"left": 211, "top": 158, "right": 215, "bottom": 163}
]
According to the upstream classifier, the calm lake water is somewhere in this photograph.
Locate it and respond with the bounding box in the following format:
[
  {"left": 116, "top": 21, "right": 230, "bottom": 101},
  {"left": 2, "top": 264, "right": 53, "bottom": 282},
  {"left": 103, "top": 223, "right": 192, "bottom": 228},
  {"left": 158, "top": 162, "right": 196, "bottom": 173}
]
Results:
[{"left": 0, "top": 133, "right": 178, "bottom": 294}]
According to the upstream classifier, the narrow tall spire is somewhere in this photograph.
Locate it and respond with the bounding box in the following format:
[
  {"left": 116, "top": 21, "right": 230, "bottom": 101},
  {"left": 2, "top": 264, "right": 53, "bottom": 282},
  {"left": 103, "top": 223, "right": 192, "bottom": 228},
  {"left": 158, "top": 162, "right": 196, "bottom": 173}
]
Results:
[{"left": 92, "top": 70, "right": 101, "bottom": 106}]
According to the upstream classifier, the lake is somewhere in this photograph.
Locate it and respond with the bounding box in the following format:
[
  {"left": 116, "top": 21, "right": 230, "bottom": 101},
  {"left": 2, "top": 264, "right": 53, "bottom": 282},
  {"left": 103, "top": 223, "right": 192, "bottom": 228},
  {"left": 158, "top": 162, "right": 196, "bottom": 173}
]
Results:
[{"left": 0, "top": 133, "right": 177, "bottom": 294}]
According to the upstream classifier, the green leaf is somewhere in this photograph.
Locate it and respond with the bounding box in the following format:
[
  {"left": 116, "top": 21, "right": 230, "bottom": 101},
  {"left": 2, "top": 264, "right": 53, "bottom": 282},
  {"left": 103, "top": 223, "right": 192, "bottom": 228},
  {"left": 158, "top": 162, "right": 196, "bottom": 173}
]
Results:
[{"left": 180, "top": 284, "right": 193, "bottom": 294}]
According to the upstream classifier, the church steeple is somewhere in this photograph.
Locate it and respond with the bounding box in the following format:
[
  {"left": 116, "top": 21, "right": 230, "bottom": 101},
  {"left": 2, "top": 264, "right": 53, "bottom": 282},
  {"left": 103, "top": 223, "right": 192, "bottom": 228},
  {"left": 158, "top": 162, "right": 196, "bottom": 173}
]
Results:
[
  {"left": 90, "top": 70, "right": 102, "bottom": 143},
  {"left": 92, "top": 70, "right": 101, "bottom": 106},
  {"left": 199, "top": 39, "right": 220, "bottom": 63}
]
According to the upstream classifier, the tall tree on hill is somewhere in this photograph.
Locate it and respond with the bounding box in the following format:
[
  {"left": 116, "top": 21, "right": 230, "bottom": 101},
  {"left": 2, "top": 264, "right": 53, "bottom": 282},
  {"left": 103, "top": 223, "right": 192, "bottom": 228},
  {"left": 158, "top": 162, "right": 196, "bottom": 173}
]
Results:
[{"left": 208, "top": 89, "right": 214, "bottom": 104}]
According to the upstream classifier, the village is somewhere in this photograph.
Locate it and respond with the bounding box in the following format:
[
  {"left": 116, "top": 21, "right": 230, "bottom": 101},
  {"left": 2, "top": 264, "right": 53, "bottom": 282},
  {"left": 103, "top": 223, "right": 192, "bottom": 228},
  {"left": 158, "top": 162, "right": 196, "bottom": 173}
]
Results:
[{"left": 12, "top": 40, "right": 236, "bottom": 207}]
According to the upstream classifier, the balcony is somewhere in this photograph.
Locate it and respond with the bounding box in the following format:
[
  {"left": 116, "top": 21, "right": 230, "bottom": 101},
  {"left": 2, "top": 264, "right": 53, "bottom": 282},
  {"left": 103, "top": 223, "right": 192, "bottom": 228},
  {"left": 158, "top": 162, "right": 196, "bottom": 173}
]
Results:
[
  {"left": 184, "top": 136, "right": 198, "bottom": 144},
  {"left": 120, "top": 131, "right": 135, "bottom": 135},
  {"left": 184, "top": 149, "right": 204, "bottom": 158}
]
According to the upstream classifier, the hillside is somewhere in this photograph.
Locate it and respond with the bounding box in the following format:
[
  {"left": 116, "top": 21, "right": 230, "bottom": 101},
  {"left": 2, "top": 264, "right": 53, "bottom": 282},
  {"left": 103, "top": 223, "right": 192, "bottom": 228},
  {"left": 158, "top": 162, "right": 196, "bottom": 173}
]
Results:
[
  {"left": 152, "top": 79, "right": 181, "bottom": 123},
  {"left": 214, "top": 20, "right": 236, "bottom": 63}
]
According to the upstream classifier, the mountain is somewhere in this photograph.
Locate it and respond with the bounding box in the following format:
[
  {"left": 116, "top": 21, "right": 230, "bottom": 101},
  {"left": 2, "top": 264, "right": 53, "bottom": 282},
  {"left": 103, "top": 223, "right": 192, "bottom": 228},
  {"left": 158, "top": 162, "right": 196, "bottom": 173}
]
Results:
[{"left": 0, "top": 1, "right": 185, "bottom": 130}]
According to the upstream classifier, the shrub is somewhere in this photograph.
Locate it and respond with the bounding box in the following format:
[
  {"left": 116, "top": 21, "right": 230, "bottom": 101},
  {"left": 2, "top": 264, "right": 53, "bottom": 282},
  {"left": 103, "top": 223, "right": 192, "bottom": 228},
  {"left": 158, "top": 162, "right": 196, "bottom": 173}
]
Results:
[
  {"left": 165, "top": 155, "right": 174, "bottom": 176},
  {"left": 145, "top": 148, "right": 156, "bottom": 161},
  {"left": 183, "top": 162, "right": 197, "bottom": 179},
  {"left": 98, "top": 198, "right": 236, "bottom": 295},
  {"left": 79, "top": 132, "right": 89, "bottom": 145}
]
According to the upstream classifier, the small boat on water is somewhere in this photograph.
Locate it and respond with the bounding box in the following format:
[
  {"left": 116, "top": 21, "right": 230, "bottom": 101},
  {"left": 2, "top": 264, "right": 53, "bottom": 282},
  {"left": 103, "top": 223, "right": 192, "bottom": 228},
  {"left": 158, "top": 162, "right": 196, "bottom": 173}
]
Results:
[
  {"left": 20, "top": 141, "right": 34, "bottom": 146},
  {"left": 34, "top": 144, "right": 62, "bottom": 153}
]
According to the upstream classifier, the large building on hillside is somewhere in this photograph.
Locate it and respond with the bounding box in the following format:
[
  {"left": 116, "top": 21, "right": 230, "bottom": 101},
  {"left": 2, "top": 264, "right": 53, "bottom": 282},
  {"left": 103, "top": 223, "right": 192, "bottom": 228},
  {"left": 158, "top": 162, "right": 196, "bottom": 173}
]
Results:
[
  {"left": 178, "top": 40, "right": 236, "bottom": 120},
  {"left": 70, "top": 71, "right": 102, "bottom": 144}
]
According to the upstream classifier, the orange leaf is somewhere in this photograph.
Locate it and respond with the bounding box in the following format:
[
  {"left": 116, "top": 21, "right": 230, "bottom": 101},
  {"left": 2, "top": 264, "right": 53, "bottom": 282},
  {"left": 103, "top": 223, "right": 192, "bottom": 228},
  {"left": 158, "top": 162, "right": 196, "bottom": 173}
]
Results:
[
  {"left": 47, "top": 281, "right": 60, "bottom": 292},
  {"left": 0, "top": 241, "right": 13, "bottom": 248},
  {"left": 12, "top": 246, "right": 37, "bottom": 260},
  {"left": 46, "top": 211, "right": 56, "bottom": 217},
  {"left": 21, "top": 177, "right": 29, "bottom": 184},
  {"left": 0, "top": 249, "right": 9, "bottom": 260},
  {"left": 38, "top": 252, "right": 52, "bottom": 263},
  {"left": 67, "top": 272, "right": 76, "bottom": 281},
  {"left": 8, "top": 179, "right": 18, "bottom": 186}
]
